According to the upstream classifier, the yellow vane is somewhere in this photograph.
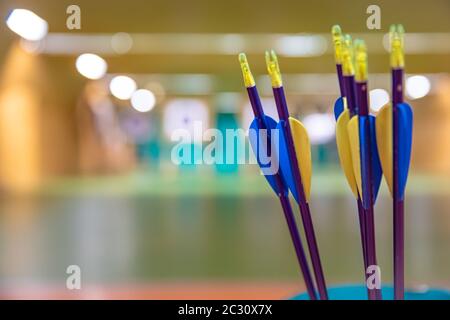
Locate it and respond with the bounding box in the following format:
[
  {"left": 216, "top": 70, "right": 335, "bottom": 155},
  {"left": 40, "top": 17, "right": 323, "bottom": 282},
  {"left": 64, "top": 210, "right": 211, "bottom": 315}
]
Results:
[
  {"left": 354, "top": 39, "right": 368, "bottom": 82},
  {"left": 341, "top": 34, "right": 355, "bottom": 76},
  {"left": 289, "top": 117, "right": 312, "bottom": 201},
  {"left": 331, "top": 25, "right": 344, "bottom": 65},
  {"left": 265, "top": 49, "right": 283, "bottom": 88},
  {"left": 375, "top": 103, "right": 394, "bottom": 195},
  {"left": 238, "top": 53, "right": 255, "bottom": 88},
  {"left": 347, "top": 116, "right": 363, "bottom": 200},
  {"left": 390, "top": 24, "right": 405, "bottom": 68},
  {"left": 336, "top": 109, "right": 358, "bottom": 197}
]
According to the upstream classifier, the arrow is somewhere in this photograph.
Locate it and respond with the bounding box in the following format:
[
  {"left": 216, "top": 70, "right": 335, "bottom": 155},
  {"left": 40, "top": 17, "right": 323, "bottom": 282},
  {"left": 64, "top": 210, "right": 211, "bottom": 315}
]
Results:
[
  {"left": 265, "top": 50, "right": 328, "bottom": 300},
  {"left": 376, "top": 25, "right": 413, "bottom": 300},
  {"left": 331, "top": 25, "right": 368, "bottom": 276},
  {"left": 239, "top": 53, "right": 318, "bottom": 300},
  {"left": 351, "top": 38, "right": 383, "bottom": 300},
  {"left": 337, "top": 35, "right": 383, "bottom": 300}
]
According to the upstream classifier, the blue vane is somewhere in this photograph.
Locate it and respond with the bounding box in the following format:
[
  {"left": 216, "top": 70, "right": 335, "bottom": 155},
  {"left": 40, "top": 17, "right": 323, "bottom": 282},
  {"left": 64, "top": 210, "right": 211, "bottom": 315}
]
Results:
[
  {"left": 359, "top": 116, "right": 383, "bottom": 208},
  {"left": 358, "top": 116, "right": 371, "bottom": 208},
  {"left": 334, "top": 97, "right": 345, "bottom": 120},
  {"left": 275, "top": 120, "right": 299, "bottom": 203},
  {"left": 249, "top": 116, "right": 286, "bottom": 195},
  {"left": 369, "top": 115, "right": 383, "bottom": 202},
  {"left": 396, "top": 103, "right": 413, "bottom": 200}
]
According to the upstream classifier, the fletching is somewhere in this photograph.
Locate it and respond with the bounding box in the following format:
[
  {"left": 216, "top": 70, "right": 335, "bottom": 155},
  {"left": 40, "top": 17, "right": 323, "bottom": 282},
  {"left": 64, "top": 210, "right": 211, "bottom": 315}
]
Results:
[
  {"left": 397, "top": 103, "right": 413, "bottom": 199},
  {"left": 375, "top": 104, "right": 394, "bottom": 195},
  {"left": 290, "top": 117, "right": 312, "bottom": 201},
  {"left": 359, "top": 116, "right": 381, "bottom": 208},
  {"left": 276, "top": 117, "right": 312, "bottom": 202},
  {"left": 334, "top": 97, "right": 345, "bottom": 120},
  {"left": 359, "top": 118, "right": 371, "bottom": 207},
  {"left": 369, "top": 115, "right": 383, "bottom": 202},
  {"left": 347, "top": 116, "right": 363, "bottom": 201},
  {"left": 348, "top": 116, "right": 383, "bottom": 208},
  {"left": 336, "top": 109, "right": 358, "bottom": 197},
  {"left": 249, "top": 116, "right": 286, "bottom": 195},
  {"left": 375, "top": 103, "right": 412, "bottom": 199}
]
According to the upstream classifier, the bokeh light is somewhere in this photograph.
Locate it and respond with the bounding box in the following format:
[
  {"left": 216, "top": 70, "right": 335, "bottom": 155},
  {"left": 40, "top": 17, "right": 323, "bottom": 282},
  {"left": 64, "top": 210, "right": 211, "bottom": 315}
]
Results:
[
  {"left": 111, "top": 32, "right": 133, "bottom": 54},
  {"left": 6, "top": 9, "right": 48, "bottom": 41},
  {"left": 109, "top": 76, "right": 137, "bottom": 100},
  {"left": 75, "top": 53, "right": 108, "bottom": 80},
  {"left": 406, "top": 75, "right": 431, "bottom": 100},
  {"left": 130, "top": 89, "right": 156, "bottom": 112},
  {"left": 302, "top": 113, "right": 335, "bottom": 145},
  {"left": 369, "top": 89, "right": 390, "bottom": 112}
]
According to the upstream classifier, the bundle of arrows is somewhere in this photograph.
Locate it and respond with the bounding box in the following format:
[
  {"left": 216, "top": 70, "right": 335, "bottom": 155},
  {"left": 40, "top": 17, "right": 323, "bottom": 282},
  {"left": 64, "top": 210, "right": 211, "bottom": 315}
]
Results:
[{"left": 238, "top": 23, "right": 413, "bottom": 301}]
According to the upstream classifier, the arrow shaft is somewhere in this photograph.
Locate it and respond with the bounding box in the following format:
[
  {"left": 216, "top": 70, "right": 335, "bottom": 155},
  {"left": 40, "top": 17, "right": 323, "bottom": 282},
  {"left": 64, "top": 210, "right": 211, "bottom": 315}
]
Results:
[
  {"left": 357, "top": 199, "right": 368, "bottom": 271},
  {"left": 279, "top": 193, "right": 318, "bottom": 300},
  {"left": 247, "top": 87, "right": 265, "bottom": 120},
  {"left": 342, "top": 75, "right": 369, "bottom": 278},
  {"left": 393, "top": 199, "right": 405, "bottom": 300},
  {"left": 360, "top": 116, "right": 381, "bottom": 300},
  {"left": 272, "top": 86, "right": 328, "bottom": 300},
  {"left": 392, "top": 68, "right": 405, "bottom": 300},
  {"left": 343, "top": 75, "right": 357, "bottom": 116},
  {"left": 356, "top": 80, "right": 382, "bottom": 300},
  {"left": 298, "top": 200, "right": 328, "bottom": 300},
  {"left": 336, "top": 64, "right": 345, "bottom": 97},
  {"left": 246, "top": 86, "right": 318, "bottom": 300},
  {"left": 363, "top": 206, "right": 382, "bottom": 300},
  {"left": 273, "top": 87, "right": 308, "bottom": 205}
]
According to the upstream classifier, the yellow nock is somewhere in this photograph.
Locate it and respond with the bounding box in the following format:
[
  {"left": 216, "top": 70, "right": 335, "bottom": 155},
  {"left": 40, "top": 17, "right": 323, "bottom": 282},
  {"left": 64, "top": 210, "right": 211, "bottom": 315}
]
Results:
[
  {"left": 341, "top": 34, "right": 355, "bottom": 76},
  {"left": 390, "top": 24, "right": 405, "bottom": 68},
  {"left": 331, "top": 25, "right": 344, "bottom": 65},
  {"left": 354, "top": 39, "right": 368, "bottom": 82},
  {"left": 265, "top": 49, "right": 283, "bottom": 88},
  {"left": 238, "top": 53, "right": 255, "bottom": 88}
]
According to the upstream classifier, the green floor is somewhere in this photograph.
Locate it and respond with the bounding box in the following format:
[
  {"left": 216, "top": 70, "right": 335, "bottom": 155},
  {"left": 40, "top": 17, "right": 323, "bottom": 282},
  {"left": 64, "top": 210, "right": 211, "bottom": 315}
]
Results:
[{"left": 0, "top": 169, "right": 449, "bottom": 289}]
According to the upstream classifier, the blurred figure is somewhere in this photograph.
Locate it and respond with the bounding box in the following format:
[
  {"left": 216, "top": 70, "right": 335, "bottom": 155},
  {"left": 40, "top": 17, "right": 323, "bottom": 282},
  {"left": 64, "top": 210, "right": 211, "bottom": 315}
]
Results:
[{"left": 76, "top": 81, "right": 135, "bottom": 174}]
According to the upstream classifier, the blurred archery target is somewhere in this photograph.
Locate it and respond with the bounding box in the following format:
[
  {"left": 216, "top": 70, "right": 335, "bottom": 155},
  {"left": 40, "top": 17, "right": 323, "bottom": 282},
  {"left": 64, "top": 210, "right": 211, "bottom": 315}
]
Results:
[{"left": 163, "top": 99, "right": 209, "bottom": 142}]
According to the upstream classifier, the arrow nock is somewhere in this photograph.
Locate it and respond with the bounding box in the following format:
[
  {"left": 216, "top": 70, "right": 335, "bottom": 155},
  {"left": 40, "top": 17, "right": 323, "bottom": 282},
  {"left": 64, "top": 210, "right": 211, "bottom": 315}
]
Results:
[
  {"left": 342, "top": 34, "right": 355, "bottom": 76},
  {"left": 265, "top": 49, "right": 283, "bottom": 88},
  {"left": 390, "top": 24, "right": 405, "bottom": 68},
  {"left": 354, "top": 39, "right": 368, "bottom": 82},
  {"left": 238, "top": 53, "right": 255, "bottom": 87},
  {"left": 331, "top": 25, "right": 344, "bottom": 65}
]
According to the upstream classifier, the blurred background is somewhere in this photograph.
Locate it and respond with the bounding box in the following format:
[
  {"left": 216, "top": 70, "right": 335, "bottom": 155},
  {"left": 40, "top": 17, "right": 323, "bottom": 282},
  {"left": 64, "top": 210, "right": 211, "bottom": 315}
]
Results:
[{"left": 0, "top": 0, "right": 449, "bottom": 299}]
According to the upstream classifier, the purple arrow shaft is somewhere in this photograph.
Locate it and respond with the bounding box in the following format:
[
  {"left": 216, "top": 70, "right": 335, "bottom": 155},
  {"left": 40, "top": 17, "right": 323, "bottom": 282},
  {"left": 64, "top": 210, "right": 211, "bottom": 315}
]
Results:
[
  {"left": 357, "top": 199, "right": 368, "bottom": 271},
  {"left": 336, "top": 64, "right": 345, "bottom": 97},
  {"left": 279, "top": 194, "right": 318, "bottom": 300},
  {"left": 272, "top": 86, "right": 328, "bottom": 300},
  {"left": 392, "top": 68, "right": 405, "bottom": 300},
  {"left": 339, "top": 70, "right": 368, "bottom": 273},
  {"left": 246, "top": 86, "right": 318, "bottom": 300},
  {"left": 355, "top": 80, "right": 382, "bottom": 300},
  {"left": 343, "top": 75, "right": 358, "bottom": 116}
]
